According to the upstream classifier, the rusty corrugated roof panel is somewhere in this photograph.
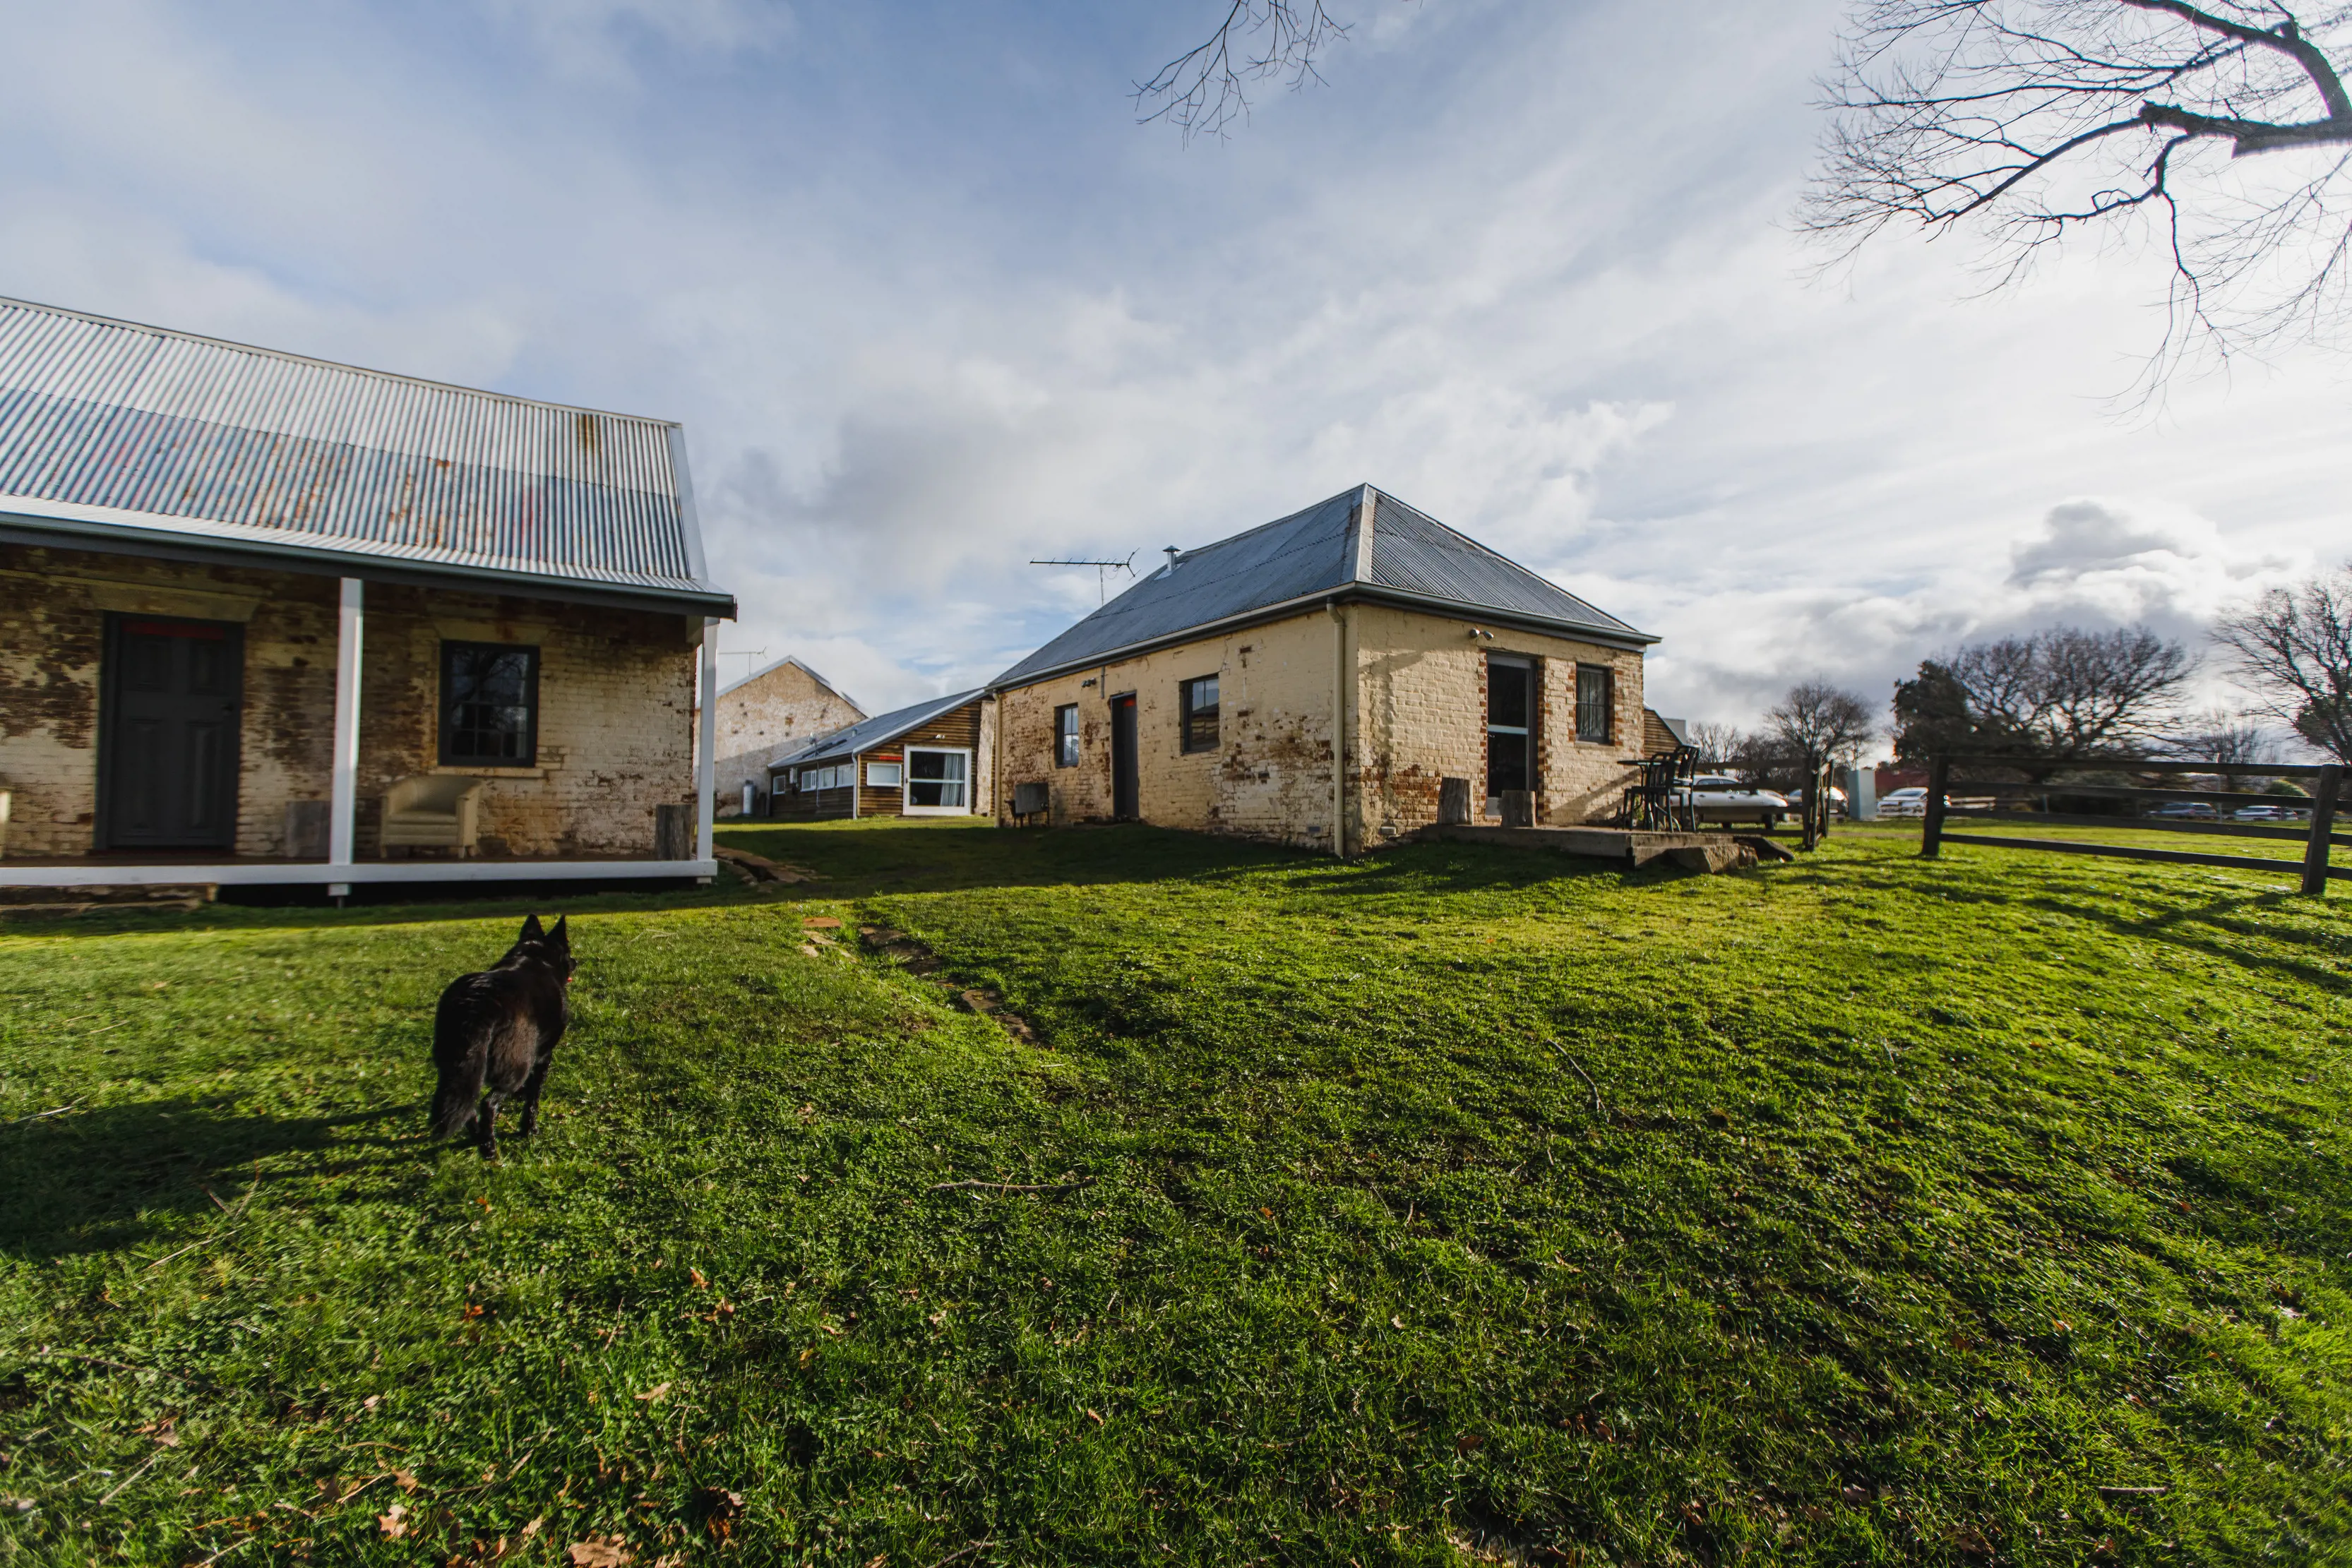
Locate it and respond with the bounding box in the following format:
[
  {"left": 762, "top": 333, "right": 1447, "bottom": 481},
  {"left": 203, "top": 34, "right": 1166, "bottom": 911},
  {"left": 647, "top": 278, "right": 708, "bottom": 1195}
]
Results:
[
  {"left": 991, "top": 484, "right": 1652, "bottom": 688},
  {"left": 0, "top": 296, "right": 730, "bottom": 612}
]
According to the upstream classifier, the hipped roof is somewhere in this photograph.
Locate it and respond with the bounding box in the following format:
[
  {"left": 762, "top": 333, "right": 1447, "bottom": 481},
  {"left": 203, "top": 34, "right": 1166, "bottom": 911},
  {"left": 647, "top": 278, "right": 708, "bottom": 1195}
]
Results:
[{"left": 991, "top": 484, "right": 1651, "bottom": 690}]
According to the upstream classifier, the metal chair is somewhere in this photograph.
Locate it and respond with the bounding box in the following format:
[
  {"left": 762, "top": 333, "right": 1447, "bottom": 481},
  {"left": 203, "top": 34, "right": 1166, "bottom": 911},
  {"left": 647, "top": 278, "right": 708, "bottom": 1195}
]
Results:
[{"left": 1618, "top": 746, "right": 1698, "bottom": 831}]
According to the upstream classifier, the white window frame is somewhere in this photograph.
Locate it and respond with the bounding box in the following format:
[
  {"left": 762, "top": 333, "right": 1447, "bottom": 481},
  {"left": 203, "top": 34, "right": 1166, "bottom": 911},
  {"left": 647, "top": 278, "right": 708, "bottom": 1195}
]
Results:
[
  {"left": 902, "top": 746, "right": 973, "bottom": 815},
  {"left": 865, "top": 760, "right": 902, "bottom": 788}
]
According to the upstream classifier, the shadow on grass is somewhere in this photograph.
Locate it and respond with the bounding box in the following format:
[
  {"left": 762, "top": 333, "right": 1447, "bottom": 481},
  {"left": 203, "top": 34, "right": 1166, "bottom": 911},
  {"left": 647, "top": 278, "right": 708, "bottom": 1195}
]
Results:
[{"left": 0, "top": 1097, "right": 412, "bottom": 1259}]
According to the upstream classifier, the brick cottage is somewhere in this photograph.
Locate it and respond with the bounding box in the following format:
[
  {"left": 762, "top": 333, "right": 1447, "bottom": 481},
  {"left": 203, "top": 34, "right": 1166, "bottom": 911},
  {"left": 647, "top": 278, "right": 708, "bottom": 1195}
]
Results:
[
  {"left": 989, "top": 485, "right": 1659, "bottom": 854},
  {"left": 0, "top": 296, "right": 735, "bottom": 899}
]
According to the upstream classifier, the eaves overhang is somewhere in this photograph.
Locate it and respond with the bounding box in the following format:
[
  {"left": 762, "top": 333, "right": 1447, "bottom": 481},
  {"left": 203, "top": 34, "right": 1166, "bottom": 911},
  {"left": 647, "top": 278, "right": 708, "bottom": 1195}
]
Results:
[
  {"left": 0, "top": 499, "right": 738, "bottom": 619},
  {"left": 987, "top": 582, "right": 1656, "bottom": 695}
]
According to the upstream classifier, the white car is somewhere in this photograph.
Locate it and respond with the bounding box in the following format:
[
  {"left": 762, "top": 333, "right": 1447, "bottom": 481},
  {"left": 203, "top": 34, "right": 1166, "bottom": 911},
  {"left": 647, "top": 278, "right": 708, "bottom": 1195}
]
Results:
[
  {"left": 2233, "top": 802, "right": 2307, "bottom": 822},
  {"left": 1877, "top": 786, "right": 1928, "bottom": 818},
  {"left": 1673, "top": 774, "right": 1790, "bottom": 827}
]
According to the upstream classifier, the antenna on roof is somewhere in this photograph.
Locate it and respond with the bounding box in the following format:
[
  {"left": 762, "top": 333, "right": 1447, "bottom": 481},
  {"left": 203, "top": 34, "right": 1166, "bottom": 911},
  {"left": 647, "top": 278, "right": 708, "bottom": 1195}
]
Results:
[
  {"left": 1029, "top": 551, "right": 1136, "bottom": 605},
  {"left": 715, "top": 647, "right": 767, "bottom": 674}
]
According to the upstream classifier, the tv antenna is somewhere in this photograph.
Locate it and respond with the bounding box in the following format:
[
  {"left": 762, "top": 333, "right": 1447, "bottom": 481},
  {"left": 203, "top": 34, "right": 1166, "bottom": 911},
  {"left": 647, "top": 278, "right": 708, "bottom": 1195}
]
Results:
[
  {"left": 1029, "top": 551, "right": 1135, "bottom": 605},
  {"left": 714, "top": 647, "right": 768, "bottom": 675}
]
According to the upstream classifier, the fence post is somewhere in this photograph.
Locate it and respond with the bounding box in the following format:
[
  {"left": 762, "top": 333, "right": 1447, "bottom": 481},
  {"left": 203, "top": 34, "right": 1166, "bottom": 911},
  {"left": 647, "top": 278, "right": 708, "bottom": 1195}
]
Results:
[
  {"left": 2303, "top": 764, "right": 2343, "bottom": 897},
  {"left": 1921, "top": 755, "right": 1950, "bottom": 858}
]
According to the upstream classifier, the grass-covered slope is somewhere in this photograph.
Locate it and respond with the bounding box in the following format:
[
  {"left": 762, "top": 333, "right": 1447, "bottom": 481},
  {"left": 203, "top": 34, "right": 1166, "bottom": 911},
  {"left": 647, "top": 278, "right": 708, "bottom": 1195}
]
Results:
[{"left": 0, "top": 821, "right": 2344, "bottom": 1566}]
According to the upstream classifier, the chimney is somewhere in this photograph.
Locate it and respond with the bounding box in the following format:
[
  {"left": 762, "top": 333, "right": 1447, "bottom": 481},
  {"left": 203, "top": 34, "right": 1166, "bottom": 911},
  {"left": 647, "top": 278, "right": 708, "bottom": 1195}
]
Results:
[{"left": 1162, "top": 546, "right": 1180, "bottom": 577}]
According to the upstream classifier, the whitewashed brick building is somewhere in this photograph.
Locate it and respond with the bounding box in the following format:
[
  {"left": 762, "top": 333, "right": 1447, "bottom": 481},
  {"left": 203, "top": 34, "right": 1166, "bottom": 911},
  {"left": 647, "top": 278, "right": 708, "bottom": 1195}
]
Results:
[
  {"left": 0, "top": 297, "right": 735, "bottom": 897},
  {"left": 989, "top": 486, "right": 1659, "bottom": 854}
]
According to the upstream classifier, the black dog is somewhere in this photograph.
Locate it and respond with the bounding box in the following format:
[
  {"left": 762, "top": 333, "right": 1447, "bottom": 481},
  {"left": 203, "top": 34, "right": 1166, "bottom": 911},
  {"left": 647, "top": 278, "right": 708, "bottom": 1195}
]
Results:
[{"left": 429, "top": 914, "right": 575, "bottom": 1159}]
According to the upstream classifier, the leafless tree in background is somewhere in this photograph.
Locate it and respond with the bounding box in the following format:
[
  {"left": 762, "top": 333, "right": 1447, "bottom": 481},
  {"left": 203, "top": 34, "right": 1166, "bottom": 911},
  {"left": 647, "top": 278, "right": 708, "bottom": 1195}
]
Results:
[
  {"left": 2168, "top": 705, "right": 2286, "bottom": 783},
  {"left": 1947, "top": 624, "right": 2193, "bottom": 756},
  {"left": 1684, "top": 720, "right": 1745, "bottom": 769},
  {"left": 1135, "top": 2, "right": 1350, "bottom": 138},
  {"left": 2215, "top": 564, "right": 2352, "bottom": 762},
  {"left": 1767, "top": 681, "right": 1880, "bottom": 762},
  {"left": 1807, "top": 2, "right": 2352, "bottom": 376}
]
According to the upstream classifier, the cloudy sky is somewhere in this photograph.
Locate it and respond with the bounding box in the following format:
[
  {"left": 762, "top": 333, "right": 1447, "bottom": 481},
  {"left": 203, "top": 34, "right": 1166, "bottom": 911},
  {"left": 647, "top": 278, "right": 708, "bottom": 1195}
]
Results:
[{"left": 4, "top": 0, "right": 2344, "bottom": 741}]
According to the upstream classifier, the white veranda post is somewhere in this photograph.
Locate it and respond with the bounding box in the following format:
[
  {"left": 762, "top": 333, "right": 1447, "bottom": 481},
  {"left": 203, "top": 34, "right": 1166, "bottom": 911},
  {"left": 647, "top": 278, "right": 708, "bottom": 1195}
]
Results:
[
  {"left": 697, "top": 617, "right": 718, "bottom": 863},
  {"left": 328, "top": 577, "right": 364, "bottom": 888}
]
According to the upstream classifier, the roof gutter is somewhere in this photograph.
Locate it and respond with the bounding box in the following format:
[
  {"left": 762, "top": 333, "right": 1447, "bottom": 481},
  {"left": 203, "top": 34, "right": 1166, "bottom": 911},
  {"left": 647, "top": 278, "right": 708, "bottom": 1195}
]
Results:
[
  {"left": 989, "top": 583, "right": 1656, "bottom": 694},
  {"left": 0, "top": 505, "right": 737, "bottom": 619}
]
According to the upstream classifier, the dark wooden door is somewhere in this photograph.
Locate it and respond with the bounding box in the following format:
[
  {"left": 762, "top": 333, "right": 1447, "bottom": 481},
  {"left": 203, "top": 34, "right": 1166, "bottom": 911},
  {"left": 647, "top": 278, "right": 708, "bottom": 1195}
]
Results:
[
  {"left": 100, "top": 614, "right": 244, "bottom": 851},
  {"left": 1111, "top": 695, "right": 1139, "bottom": 820}
]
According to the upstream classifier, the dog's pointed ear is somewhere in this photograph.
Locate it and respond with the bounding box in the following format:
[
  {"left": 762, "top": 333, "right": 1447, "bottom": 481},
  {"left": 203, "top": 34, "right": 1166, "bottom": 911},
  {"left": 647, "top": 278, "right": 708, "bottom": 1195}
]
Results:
[
  {"left": 550, "top": 915, "right": 569, "bottom": 947},
  {"left": 520, "top": 914, "right": 544, "bottom": 940}
]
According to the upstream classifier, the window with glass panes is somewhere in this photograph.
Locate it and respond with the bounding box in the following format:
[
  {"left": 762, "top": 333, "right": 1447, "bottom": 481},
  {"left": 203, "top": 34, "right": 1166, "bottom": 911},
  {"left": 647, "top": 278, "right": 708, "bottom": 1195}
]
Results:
[
  {"left": 1055, "top": 703, "right": 1079, "bottom": 767},
  {"left": 1575, "top": 664, "right": 1614, "bottom": 743},
  {"left": 439, "top": 642, "right": 539, "bottom": 766},
  {"left": 1180, "top": 676, "right": 1219, "bottom": 753}
]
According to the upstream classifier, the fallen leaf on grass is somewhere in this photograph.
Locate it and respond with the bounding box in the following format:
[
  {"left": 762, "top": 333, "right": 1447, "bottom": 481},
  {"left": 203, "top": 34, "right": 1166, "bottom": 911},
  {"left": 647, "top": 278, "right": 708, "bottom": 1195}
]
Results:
[
  {"left": 1841, "top": 1485, "right": 1871, "bottom": 1504},
  {"left": 633, "top": 1383, "right": 671, "bottom": 1404},
  {"left": 1084, "top": 1408, "right": 1104, "bottom": 1426},
  {"left": 1390, "top": 1316, "right": 1406, "bottom": 1330},
  {"left": 392, "top": 1470, "right": 418, "bottom": 1492},
  {"left": 1455, "top": 1433, "right": 1485, "bottom": 1455},
  {"left": 690, "top": 1268, "right": 708, "bottom": 1290},
  {"left": 378, "top": 1502, "right": 410, "bottom": 1539},
  {"left": 569, "top": 1538, "right": 633, "bottom": 1567},
  {"left": 522, "top": 1517, "right": 544, "bottom": 1538}
]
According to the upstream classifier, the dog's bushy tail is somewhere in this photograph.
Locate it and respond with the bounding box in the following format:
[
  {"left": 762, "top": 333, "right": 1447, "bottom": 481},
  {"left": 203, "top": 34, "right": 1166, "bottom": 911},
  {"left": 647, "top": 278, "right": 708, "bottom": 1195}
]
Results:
[
  {"left": 429, "top": 1055, "right": 484, "bottom": 1139},
  {"left": 429, "top": 1008, "right": 490, "bottom": 1139}
]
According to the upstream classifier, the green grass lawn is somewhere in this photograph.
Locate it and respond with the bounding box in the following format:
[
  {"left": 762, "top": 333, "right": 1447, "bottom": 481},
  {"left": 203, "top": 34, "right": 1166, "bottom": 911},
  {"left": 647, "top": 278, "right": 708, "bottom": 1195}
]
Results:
[{"left": 1, "top": 820, "right": 2346, "bottom": 1566}]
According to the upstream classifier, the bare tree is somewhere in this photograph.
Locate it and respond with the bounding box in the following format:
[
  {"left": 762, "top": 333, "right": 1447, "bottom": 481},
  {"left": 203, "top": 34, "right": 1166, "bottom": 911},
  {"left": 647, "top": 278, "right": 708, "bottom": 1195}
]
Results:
[
  {"left": 1897, "top": 623, "right": 2192, "bottom": 760},
  {"left": 2215, "top": 563, "right": 2352, "bottom": 762},
  {"left": 1808, "top": 2, "right": 2352, "bottom": 374},
  {"left": 1135, "top": 2, "right": 1350, "bottom": 138},
  {"left": 2169, "top": 705, "right": 2286, "bottom": 784},
  {"left": 1767, "top": 681, "right": 1878, "bottom": 763},
  {"left": 1684, "top": 719, "right": 1744, "bottom": 768}
]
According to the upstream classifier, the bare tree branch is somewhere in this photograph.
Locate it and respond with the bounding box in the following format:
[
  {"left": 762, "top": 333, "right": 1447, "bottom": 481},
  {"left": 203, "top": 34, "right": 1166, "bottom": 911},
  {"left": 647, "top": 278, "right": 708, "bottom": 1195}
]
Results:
[
  {"left": 1136, "top": 2, "right": 1351, "bottom": 139},
  {"left": 2214, "top": 563, "right": 2352, "bottom": 761},
  {"left": 1808, "top": 1, "right": 2352, "bottom": 374}
]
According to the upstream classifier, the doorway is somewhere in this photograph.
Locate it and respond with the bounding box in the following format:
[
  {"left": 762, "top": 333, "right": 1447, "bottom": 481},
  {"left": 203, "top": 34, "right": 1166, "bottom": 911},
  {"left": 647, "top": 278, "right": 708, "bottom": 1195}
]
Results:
[
  {"left": 100, "top": 614, "right": 244, "bottom": 851},
  {"left": 1485, "top": 654, "right": 1533, "bottom": 815},
  {"left": 1110, "top": 694, "right": 1139, "bottom": 820}
]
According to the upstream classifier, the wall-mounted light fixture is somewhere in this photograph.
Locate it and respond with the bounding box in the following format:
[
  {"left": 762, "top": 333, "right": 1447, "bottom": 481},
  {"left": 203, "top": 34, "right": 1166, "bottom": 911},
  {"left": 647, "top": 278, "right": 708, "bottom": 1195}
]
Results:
[{"left": 1081, "top": 678, "right": 1098, "bottom": 688}]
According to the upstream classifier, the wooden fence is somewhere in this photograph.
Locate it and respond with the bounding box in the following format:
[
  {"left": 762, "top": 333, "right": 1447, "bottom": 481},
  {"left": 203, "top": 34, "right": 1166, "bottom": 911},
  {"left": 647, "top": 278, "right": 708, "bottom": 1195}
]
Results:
[{"left": 1921, "top": 755, "right": 2346, "bottom": 896}]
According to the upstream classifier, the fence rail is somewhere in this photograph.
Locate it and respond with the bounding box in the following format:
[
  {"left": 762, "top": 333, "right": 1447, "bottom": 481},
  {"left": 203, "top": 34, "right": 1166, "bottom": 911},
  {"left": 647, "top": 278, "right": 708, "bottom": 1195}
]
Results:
[{"left": 1921, "top": 755, "right": 2345, "bottom": 896}]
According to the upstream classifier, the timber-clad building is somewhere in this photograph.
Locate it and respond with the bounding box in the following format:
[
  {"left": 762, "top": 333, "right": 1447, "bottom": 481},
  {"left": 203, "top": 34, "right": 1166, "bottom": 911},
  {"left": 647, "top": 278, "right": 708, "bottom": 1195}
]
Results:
[
  {"left": 989, "top": 485, "right": 1657, "bottom": 854},
  {"left": 765, "top": 690, "right": 988, "bottom": 820},
  {"left": 0, "top": 296, "right": 734, "bottom": 897}
]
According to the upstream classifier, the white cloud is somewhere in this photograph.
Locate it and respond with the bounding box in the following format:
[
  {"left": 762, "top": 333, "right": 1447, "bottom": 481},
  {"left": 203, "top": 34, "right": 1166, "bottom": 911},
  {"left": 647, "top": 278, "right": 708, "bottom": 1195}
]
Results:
[
  {"left": 0, "top": 0, "right": 2344, "bottom": 724},
  {"left": 477, "top": 0, "right": 793, "bottom": 83}
]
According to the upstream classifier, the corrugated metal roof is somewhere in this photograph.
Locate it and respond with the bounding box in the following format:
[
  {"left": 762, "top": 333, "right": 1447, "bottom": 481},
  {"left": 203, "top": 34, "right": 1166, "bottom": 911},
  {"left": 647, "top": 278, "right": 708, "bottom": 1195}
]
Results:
[
  {"left": 0, "top": 296, "right": 729, "bottom": 611},
  {"left": 991, "top": 484, "right": 1652, "bottom": 688},
  {"left": 770, "top": 688, "right": 984, "bottom": 769}
]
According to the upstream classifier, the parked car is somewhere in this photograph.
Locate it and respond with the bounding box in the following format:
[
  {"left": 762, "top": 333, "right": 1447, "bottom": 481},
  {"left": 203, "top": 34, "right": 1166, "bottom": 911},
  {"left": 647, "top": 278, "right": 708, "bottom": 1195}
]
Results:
[
  {"left": 1673, "top": 774, "right": 1789, "bottom": 827},
  {"left": 2233, "top": 802, "right": 2308, "bottom": 822},
  {"left": 2146, "top": 800, "right": 2218, "bottom": 821},
  {"left": 1785, "top": 784, "right": 1849, "bottom": 818},
  {"left": 1877, "top": 786, "right": 1928, "bottom": 818}
]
